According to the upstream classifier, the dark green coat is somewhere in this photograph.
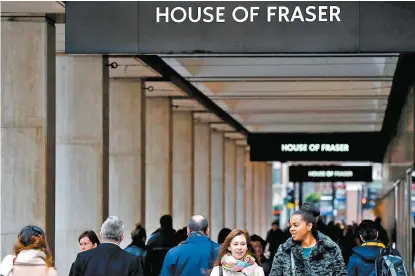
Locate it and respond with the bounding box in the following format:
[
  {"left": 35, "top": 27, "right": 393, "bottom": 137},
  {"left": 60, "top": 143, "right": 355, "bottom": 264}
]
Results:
[{"left": 269, "top": 231, "right": 347, "bottom": 276}]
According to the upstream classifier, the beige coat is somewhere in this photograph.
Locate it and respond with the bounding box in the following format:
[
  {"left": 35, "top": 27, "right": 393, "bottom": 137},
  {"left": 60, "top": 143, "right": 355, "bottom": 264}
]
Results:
[
  {"left": 210, "top": 265, "right": 265, "bottom": 276},
  {"left": 0, "top": 250, "right": 57, "bottom": 276}
]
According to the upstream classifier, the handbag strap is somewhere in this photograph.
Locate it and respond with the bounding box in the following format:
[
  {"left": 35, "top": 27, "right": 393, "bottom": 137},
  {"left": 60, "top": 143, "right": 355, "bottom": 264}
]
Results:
[
  {"left": 219, "top": 266, "right": 223, "bottom": 276},
  {"left": 290, "top": 250, "right": 296, "bottom": 276}
]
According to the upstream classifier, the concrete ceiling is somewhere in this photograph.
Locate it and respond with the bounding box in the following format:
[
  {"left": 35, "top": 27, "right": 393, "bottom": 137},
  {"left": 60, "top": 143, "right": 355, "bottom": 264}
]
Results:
[
  {"left": 2, "top": 2, "right": 399, "bottom": 143},
  {"left": 1, "top": 1, "right": 65, "bottom": 14},
  {"left": 162, "top": 56, "right": 397, "bottom": 133}
]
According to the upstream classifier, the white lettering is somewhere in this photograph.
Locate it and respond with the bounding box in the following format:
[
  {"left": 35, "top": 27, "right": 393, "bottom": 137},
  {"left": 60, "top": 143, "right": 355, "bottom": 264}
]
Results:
[
  {"left": 330, "top": 6, "right": 341, "bottom": 21},
  {"left": 308, "top": 144, "right": 320, "bottom": 152},
  {"left": 216, "top": 7, "right": 225, "bottom": 23},
  {"left": 281, "top": 144, "right": 308, "bottom": 152},
  {"left": 291, "top": 6, "right": 304, "bottom": 22},
  {"left": 250, "top": 7, "right": 260, "bottom": 22},
  {"left": 320, "top": 144, "right": 349, "bottom": 152},
  {"left": 156, "top": 6, "right": 227, "bottom": 23},
  {"left": 308, "top": 170, "right": 353, "bottom": 178},
  {"left": 319, "top": 6, "right": 328, "bottom": 21},
  {"left": 281, "top": 143, "right": 349, "bottom": 152},
  {"left": 156, "top": 5, "right": 341, "bottom": 24},
  {"left": 305, "top": 6, "right": 316, "bottom": 22},
  {"left": 267, "top": 6, "right": 277, "bottom": 22},
  {"left": 232, "top": 7, "right": 249, "bottom": 23},
  {"left": 189, "top": 7, "right": 202, "bottom": 23},
  {"left": 156, "top": 7, "right": 169, "bottom": 23},
  {"left": 171, "top": 7, "right": 187, "bottom": 23},
  {"left": 334, "top": 170, "right": 353, "bottom": 177},
  {"left": 279, "top": 6, "right": 290, "bottom": 22}
]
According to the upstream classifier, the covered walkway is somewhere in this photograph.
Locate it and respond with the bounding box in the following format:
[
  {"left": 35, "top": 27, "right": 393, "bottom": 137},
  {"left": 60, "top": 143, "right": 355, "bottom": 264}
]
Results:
[{"left": 2, "top": 1, "right": 415, "bottom": 274}]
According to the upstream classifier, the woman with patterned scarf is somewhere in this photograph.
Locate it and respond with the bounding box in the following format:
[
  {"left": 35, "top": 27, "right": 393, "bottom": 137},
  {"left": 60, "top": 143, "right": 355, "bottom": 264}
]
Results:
[{"left": 210, "top": 229, "right": 265, "bottom": 276}]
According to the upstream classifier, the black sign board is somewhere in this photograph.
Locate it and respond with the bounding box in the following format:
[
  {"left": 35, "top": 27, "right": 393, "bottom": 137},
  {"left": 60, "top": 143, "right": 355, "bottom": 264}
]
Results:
[
  {"left": 65, "top": 2, "right": 415, "bottom": 54},
  {"left": 248, "top": 132, "right": 387, "bottom": 162},
  {"left": 289, "top": 165, "right": 373, "bottom": 182}
]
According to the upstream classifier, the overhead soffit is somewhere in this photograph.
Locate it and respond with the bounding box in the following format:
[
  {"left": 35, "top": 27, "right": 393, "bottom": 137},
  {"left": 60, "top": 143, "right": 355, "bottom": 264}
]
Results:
[
  {"left": 1, "top": 1, "right": 65, "bottom": 13},
  {"left": 162, "top": 56, "right": 398, "bottom": 133},
  {"left": 2, "top": 1, "right": 399, "bottom": 137},
  {"left": 144, "top": 81, "right": 186, "bottom": 97},
  {"left": 193, "top": 112, "right": 222, "bottom": 123}
]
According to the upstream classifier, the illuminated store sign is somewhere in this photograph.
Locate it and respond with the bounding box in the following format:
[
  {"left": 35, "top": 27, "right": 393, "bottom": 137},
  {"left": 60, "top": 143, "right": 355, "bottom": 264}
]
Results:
[
  {"left": 307, "top": 170, "right": 353, "bottom": 177},
  {"left": 281, "top": 143, "right": 349, "bottom": 152},
  {"left": 289, "top": 165, "right": 372, "bottom": 182},
  {"left": 248, "top": 132, "right": 384, "bottom": 162}
]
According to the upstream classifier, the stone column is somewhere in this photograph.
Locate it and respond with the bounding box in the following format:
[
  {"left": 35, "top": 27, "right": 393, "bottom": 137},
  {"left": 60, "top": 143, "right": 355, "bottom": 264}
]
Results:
[
  {"left": 210, "top": 130, "right": 224, "bottom": 241},
  {"left": 56, "top": 55, "right": 109, "bottom": 273},
  {"left": 109, "top": 79, "right": 145, "bottom": 248},
  {"left": 1, "top": 19, "right": 55, "bottom": 259},
  {"left": 259, "top": 163, "right": 266, "bottom": 238},
  {"left": 244, "top": 151, "right": 254, "bottom": 234},
  {"left": 172, "top": 111, "right": 194, "bottom": 230},
  {"left": 280, "top": 163, "right": 290, "bottom": 228},
  {"left": 193, "top": 122, "right": 211, "bottom": 220},
  {"left": 266, "top": 163, "right": 274, "bottom": 232},
  {"left": 263, "top": 163, "right": 273, "bottom": 238},
  {"left": 145, "top": 98, "right": 172, "bottom": 235},
  {"left": 253, "top": 163, "right": 261, "bottom": 235},
  {"left": 235, "top": 146, "right": 246, "bottom": 230},
  {"left": 224, "top": 139, "right": 236, "bottom": 229}
]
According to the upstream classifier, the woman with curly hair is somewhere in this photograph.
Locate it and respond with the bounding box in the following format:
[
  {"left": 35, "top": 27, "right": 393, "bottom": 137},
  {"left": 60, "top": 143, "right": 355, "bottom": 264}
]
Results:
[
  {"left": 210, "top": 229, "right": 265, "bottom": 276},
  {"left": 0, "top": 225, "right": 57, "bottom": 276},
  {"left": 269, "top": 203, "right": 347, "bottom": 276}
]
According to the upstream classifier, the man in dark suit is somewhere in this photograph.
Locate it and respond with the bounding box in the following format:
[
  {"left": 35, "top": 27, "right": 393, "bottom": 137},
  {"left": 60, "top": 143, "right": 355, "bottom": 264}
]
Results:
[{"left": 71, "top": 216, "right": 144, "bottom": 276}]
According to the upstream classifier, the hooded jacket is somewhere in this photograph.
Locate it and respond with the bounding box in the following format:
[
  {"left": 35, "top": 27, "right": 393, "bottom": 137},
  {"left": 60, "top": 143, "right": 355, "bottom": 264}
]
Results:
[
  {"left": 0, "top": 250, "right": 57, "bottom": 276},
  {"left": 269, "top": 231, "right": 347, "bottom": 276},
  {"left": 347, "top": 241, "right": 385, "bottom": 276}
]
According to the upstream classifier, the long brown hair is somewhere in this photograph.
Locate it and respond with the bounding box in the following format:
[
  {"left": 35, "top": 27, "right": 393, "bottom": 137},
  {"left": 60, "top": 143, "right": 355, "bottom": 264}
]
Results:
[
  {"left": 213, "top": 229, "right": 260, "bottom": 267},
  {"left": 14, "top": 226, "right": 54, "bottom": 267}
]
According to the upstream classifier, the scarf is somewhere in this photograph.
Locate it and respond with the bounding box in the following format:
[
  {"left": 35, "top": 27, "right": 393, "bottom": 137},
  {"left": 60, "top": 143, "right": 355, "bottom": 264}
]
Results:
[
  {"left": 221, "top": 252, "right": 259, "bottom": 274},
  {"left": 189, "top": 231, "right": 207, "bottom": 237}
]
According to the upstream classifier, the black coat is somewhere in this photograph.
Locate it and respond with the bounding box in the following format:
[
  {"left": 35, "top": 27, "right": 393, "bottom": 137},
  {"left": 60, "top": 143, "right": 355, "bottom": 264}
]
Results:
[
  {"left": 269, "top": 231, "right": 347, "bottom": 276},
  {"left": 70, "top": 243, "right": 144, "bottom": 276}
]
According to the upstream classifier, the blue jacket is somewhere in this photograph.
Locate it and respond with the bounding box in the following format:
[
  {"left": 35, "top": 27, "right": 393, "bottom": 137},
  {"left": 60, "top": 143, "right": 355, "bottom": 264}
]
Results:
[
  {"left": 160, "top": 235, "right": 220, "bottom": 276},
  {"left": 347, "top": 241, "right": 385, "bottom": 276},
  {"left": 125, "top": 245, "right": 147, "bottom": 257}
]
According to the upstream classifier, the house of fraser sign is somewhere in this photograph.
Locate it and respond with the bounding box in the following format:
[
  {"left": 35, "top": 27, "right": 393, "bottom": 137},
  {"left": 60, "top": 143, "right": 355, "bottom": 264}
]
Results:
[{"left": 281, "top": 143, "right": 350, "bottom": 152}]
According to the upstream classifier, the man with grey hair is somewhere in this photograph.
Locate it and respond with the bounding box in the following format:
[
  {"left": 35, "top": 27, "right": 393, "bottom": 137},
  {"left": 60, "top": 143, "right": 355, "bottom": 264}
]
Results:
[
  {"left": 160, "top": 215, "right": 220, "bottom": 276},
  {"left": 71, "top": 216, "right": 144, "bottom": 276}
]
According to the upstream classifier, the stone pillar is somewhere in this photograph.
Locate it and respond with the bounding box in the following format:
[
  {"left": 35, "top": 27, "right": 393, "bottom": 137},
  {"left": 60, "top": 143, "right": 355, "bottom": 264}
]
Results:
[
  {"left": 280, "top": 163, "right": 290, "bottom": 228},
  {"left": 259, "top": 163, "right": 266, "bottom": 238},
  {"left": 267, "top": 163, "right": 274, "bottom": 232},
  {"left": 210, "top": 130, "right": 224, "bottom": 241},
  {"left": 1, "top": 19, "right": 55, "bottom": 259},
  {"left": 224, "top": 139, "right": 236, "bottom": 229},
  {"left": 172, "top": 111, "right": 194, "bottom": 230},
  {"left": 244, "top": 151, "right": 254, "bottom": 234},
  {"left": 253, "top": 163, "right": 261, "bottom": 235},
  {"left": 109, "top": 80, "right": 145, "bottom": 248},
  {"left": 263, "top": 163, "right": 273, "bottom": 238},
  {"left": 56, "top": 55, "right": 109, "bottom": 273},
  {"left": 236, "top": 146, "right": 246, "bottom": 230},
  {"left": 193, "top": 122, "right": 211, "bottom": 220},
  {"left": 145, "top": 98, "right": 172, "bottom": 235}
]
